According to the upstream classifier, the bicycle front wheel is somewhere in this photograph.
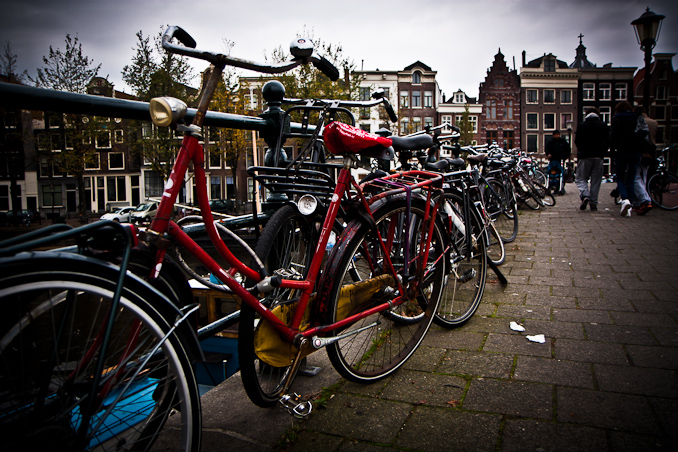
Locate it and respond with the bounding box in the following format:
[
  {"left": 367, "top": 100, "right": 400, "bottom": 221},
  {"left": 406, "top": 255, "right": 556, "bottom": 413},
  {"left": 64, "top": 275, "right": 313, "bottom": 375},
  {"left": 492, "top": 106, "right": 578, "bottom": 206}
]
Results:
[
  {"left": 239, "top": 204, "right": 316, "bottom": 407},
  {"left": 0, "top": 254, "right": 201, "bottom": 452},
  {"left": 647, "top": 172, "right": 678, "bottom": 210},
  {"left": 320, "top": 196, "right": 445, "bottom": 383}
]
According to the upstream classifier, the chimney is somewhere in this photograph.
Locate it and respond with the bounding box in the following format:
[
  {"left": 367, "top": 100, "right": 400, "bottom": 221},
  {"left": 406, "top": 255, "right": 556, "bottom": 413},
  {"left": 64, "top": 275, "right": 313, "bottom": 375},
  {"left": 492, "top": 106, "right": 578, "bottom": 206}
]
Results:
[{"left": 522, "top": 51, "right": 526, "bottom": 67}]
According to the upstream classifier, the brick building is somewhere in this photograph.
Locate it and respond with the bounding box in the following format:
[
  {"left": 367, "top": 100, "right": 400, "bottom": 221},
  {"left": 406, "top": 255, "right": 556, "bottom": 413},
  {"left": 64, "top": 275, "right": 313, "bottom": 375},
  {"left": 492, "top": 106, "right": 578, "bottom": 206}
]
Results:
[
  {"left": 634, "top": 53, "right": 678, "bottom": 146},
  {"left": 479, "top": 50, "right": 521, "bottom": 149}
]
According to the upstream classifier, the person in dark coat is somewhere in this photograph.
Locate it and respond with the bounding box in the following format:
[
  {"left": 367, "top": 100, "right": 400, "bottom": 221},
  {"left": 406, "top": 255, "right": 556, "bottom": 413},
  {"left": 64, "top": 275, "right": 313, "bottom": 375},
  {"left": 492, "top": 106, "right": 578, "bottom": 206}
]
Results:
[
  {"left": 609, "top": 101, "right": 640, "bottom": 216},
  {"left": 574, "top": 107, "right": 609, "bottom": 211},
  {"left": 545, "top": 130, "right": 571, "bottom": 194}
]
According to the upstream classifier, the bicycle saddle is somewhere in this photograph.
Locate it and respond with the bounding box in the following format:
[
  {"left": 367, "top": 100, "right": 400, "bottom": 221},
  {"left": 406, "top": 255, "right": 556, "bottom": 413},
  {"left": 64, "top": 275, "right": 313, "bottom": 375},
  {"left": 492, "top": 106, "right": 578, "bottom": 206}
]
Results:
[{"left": 324, "top": 122, "right": 433, "bottom": 159}]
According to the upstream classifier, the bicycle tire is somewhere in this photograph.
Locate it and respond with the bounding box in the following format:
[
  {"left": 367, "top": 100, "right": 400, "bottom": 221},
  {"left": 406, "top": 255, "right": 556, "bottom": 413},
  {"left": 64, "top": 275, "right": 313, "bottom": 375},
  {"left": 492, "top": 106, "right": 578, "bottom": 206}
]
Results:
[
  {"left": 320, "top": 196, "right": 445, "bottom": 383},
  {"left": 647, "top": 172, "right": 678, "bottom": 210},
  {"left": 238, "top": 204, "right": 315, "bottom": 407},
  {"left": 0, "top": 253, "right": 201, "bottom": 452},
  {"left": 486, "top": 220, "right": 506, "bottom": 266},
  {"left": 485, "top": 178, "right": 519, "bottom": 243},
  {"left": 434, "top": 191, "right": 488, "bottom": 328},
  {"left": 532, "top": 169, "right": 546, "bottom": 186},
  {"left": 517, "top": 175, "right": 541, "bottom": 210},
  {"left": 531, "top": 179, "right": 556, "bottom": 207}
]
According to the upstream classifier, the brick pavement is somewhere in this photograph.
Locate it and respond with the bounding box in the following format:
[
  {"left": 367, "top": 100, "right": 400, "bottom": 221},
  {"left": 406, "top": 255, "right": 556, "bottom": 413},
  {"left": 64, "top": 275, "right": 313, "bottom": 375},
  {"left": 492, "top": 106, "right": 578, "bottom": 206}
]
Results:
[{"left": 201, "top": 182, "right": 678, "bottom": 451}]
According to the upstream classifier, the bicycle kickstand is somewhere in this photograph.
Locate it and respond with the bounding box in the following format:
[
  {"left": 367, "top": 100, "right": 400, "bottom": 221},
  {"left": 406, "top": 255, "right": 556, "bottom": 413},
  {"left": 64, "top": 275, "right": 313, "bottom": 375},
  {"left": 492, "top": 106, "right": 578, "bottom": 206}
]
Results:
[
  {"left": 279, "top": 338, "right": 314, "bottom": 418},
  {"left": 488, "top": 260, "right": 508, "bottom": 285}
]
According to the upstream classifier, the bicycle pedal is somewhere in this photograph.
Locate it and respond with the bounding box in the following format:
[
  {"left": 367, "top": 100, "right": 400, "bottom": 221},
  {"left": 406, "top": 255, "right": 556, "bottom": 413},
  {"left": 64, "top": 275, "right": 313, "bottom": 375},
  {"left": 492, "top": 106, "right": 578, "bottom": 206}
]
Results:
[
  {"left": 298, "top": 365, "right": 322, "bottom": 377},
  {"left": 457, "top": 268, "right": 477, "bottom": 283},
  {"left": 279, "top": 393, "right": 313, "bottom": 418}
]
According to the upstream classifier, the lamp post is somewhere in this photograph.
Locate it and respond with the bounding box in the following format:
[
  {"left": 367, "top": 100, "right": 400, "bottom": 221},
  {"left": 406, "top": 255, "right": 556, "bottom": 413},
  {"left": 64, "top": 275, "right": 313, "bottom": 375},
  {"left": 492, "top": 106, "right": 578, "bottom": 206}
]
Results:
[{"left": 631, "top": 7, "right": 665, "bottom": 112}]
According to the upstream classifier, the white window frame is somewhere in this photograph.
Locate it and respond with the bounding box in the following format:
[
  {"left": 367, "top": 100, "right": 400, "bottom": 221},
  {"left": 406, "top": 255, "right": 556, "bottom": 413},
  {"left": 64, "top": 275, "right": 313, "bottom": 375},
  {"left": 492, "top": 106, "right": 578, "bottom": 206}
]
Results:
[
  {"left": 412, "top": 91, "right": 421, "bottom": 108},
  {"left": 543, "top": 113, "right": 556, "bottom": 131},
  {"left": 400, "top": 91, "right": 409, "bottom": 108},
  {"left": 583, "top": 83, "right": 595, "bottom": 100},
  {"left": 544, "top": 89, "right": 555, "bottom": 104},
  {"left": 615, "top": 83, "right": 627, "bottom": 100},
  {"left": 424, "top": 91, "right": 433, "bottom": 108},
  {"left": 560, "top": 90, "right": 572, "bottom": 104},
  {"left": 599, "top": 83, "right": 611, "bottom": 100},
  {"left": 108, "top": 152, "right": 125, "bottom": 170},
  {"left": 526, "top": 113, "right": 538, "bottom": 130},
  {"left": 526, "top": 89, "right": 538, "bottom": 104}
]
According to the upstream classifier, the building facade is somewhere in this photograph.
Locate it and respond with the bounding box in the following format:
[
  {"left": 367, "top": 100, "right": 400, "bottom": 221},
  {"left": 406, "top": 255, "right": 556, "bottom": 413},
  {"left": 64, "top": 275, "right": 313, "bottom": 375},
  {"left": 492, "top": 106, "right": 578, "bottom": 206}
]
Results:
[
  {"left": 437, "top": 90, "right": 482, "bottom": 152},
  {"left": 479, "top": 50, "right": 521, "bottom": 149},
  {"left": 397, "top": 62, "right": 440, "bottom": 135},
  {"left": 520, "top": 53, "right": 579, "bottom": 157},
  {"left": 634, "top": 53, "right": 678, "bottom": 147}
]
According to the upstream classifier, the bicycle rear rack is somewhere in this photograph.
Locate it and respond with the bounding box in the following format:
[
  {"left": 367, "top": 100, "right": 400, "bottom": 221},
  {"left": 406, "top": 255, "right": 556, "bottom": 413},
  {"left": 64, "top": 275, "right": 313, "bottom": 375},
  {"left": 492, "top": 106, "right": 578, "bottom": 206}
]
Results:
[{"left": 248, "top": 164, "right": 337, "bottom": 203}]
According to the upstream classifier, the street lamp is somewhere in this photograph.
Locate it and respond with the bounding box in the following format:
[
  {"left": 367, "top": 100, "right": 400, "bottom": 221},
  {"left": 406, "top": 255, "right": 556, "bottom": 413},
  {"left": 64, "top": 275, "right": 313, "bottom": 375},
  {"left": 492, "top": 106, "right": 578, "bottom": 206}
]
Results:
[{"left": 631, "top": 7, "right": 665, "bottom": 112}]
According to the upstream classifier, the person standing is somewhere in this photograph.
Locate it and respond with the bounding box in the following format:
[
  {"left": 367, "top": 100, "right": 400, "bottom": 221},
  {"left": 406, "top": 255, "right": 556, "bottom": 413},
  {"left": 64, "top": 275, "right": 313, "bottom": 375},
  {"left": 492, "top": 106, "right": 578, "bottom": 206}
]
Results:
[
  {"left": 633, "top": 106, "right": 657, "bottom": 215},
  {"left": 574, "top": 107, "right": 609, "bottom": 211},
  {"left": 545, "top": 130, "right": 571, "bottom": 194},
  {"left": 609, "top": 101, "right": 640, "bottom": 216}
]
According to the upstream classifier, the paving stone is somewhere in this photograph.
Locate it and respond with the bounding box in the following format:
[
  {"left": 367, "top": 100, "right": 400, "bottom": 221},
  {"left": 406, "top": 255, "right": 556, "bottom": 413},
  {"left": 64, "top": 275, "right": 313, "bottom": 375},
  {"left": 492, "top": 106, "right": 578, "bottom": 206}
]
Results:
[
  {"left": 501, "top": 419, "right": 607, "bottom": 452},
  {"left": 594, "top": 364, "right": 678, "bottom": 397},
  {"left": 304, "top": 393, "right": 412, "bottom": 444},
  {"left": 608, "top": 432, "right": 678, "bottom": 452},
  {"left": 438, "top": 350, "right": 514, "bottom": 379},
  {"left": 626, "top": 345, "right": 678, "bottom": 369},
  {"left": 610, "top": 311, "right": 678, "bottom": 328},
  {"left": 557, "top": 387, "right": 659, "bottom": 433},
  {"left": 379, "top": 370, "right": 466, "bottom": 407},
  {"left": 396, "top": 406, "right": 501, "bottom": 452},
  {"left": 514, "top": 356, "right": 594, "bottom": 388},
  {"left": 496, "top": 304, "right": 551, "bottom": 320},
  {"left": 421, "top": 328, "right": 485, "bottom": 350},
  {"left": 523, "top": 319, "right": 585, "bottom": 340},
  {"left": 553, "top": 338, "right": 629, "bottom": 365},
  {"left": 552, "top": 308, "right": 612, "bottom": 324},
  {"left": 403, "top": 345, "right": 447, "bottom": 372},
  {"left": 287, "top": 432, "right": 343, "bottom": 452},
  {"left": 584, "top": 323, "right": 657, "bottom": 345},
  {"left": 464, "top": 378, "right": 552, "bottom": 419}
]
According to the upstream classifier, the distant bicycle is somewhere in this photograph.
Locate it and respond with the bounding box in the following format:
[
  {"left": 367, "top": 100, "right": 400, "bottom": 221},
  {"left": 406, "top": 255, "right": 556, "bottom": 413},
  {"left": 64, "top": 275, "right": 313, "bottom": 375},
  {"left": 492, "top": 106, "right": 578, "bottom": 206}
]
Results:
[{"left": 647, "top": 146, "right": 678, "bottom": 210}]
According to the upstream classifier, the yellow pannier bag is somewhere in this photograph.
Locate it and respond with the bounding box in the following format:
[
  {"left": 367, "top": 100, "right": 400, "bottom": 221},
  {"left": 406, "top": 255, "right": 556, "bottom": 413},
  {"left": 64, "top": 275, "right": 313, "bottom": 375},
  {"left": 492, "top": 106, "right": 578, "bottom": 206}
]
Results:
[{"left": 253, "top": 274, "right": 395, "bottom": 367}]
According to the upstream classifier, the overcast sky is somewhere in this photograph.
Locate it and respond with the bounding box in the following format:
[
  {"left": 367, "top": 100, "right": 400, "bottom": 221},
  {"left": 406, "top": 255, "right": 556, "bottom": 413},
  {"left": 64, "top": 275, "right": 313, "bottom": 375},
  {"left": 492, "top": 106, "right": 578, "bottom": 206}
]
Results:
[{"left": 1, "top": 0, "right": 677, "bottom": 99}]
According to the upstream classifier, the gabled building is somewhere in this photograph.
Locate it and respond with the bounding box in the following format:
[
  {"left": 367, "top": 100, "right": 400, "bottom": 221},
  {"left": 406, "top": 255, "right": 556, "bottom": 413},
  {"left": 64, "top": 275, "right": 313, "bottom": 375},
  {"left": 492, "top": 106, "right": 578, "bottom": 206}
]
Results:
[
  {"left": 397, "top": 62, "right": 440, "bottom": 135},
  {"left": 520, "top": 52, "right": 579, "bottom": 156},
  {"left": 479, "top": 50, "right": 521, "bottom": 149},
  {"left": 437, "top": 90, "right": 482, "bottom": 151},
  {"left": 355, "top": 69, "right": 399, "bottom": 134}
]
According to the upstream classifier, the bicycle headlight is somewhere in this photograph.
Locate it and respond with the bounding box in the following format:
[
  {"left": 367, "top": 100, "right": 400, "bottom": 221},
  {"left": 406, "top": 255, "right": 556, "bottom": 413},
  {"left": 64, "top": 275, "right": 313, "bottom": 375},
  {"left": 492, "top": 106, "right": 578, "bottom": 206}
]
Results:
[
  {"left": 297, "top": 195, "right": 318, "bottom": 215},
  {"left": 149, "top": 97, "right": 187, "bottom": 127}
]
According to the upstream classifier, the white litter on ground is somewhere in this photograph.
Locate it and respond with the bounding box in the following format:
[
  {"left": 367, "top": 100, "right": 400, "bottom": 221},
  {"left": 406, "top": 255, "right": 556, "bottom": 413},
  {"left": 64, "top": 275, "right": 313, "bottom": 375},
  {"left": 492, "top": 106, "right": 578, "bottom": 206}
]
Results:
[
  {"left": 510, "top": 322, "right": 525, "bottom": 332},
  {"left": 526, "top": 334, "right": 546, "bottom": 343}
]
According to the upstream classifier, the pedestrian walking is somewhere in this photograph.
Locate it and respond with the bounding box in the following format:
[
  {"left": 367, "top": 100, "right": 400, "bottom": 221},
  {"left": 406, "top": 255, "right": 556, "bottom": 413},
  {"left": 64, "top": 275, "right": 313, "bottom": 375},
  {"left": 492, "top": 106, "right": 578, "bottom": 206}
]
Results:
[
  {"left": 609, "top": 101, "right": 640, "bottom": 216},
  {"left": 574, "top": 107, "right": 609, "bottom": 211},
  {"left": 632, "top": 106, "right": 657, "bottom": 215},
  {"left": 545, "top": 130, "right": 571, "bottom": 195}
]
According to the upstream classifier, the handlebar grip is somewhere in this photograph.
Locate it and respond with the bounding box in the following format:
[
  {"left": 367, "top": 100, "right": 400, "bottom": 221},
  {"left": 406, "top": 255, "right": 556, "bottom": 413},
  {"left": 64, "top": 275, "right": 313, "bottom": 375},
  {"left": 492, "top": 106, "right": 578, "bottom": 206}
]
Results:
[
  {"left": 312, "top": 54, "right": 340, "bottom": 81},
  {"left": 383, "top": 99, "right": 398, "bottom": 123},
  {"left": 450, "top": 125, "right": 461, "bottom": 133},
  {"left": 162, "top": 26, "right": 197, "bottom": 50}
]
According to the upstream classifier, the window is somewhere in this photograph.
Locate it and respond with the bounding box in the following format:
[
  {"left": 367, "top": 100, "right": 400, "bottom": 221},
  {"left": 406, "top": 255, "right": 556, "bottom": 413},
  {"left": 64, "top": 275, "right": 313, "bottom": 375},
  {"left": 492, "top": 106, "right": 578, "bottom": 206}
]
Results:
[
  {"left": 655, "top": 106, "right": 665, "bottom": 121},
  {"left": 441, "top": 115, "right": 452, "bottom": 128},
  {"left": 504, "top": 130, "right": 514, "bottom": 149},
  {"left": 544, "top": 59, "right": 556, "bottom": 72},
  {"left": 85, "top": 153, "right": 100, "bottom": 170},
  {"left": 544, "top": 89, "right": 555, "bottom": 104},
  {"left": 486, "top": 100, "right": 496, "bottom": 119},
  {"left": 210, "top": 176, "right": 221, "bottom": 199},
  {"left": 544, "top": 113, "right": 555, "bottom": 130},
  {"left": 583, "top": 83, "right": 595, "bottom": 100},
  {"left": 526, "top": 113, "right": 538, "bottom": 130},
  {"left": 599, "top": 83, "right": 611, "bottom": 100},
  {"left": 599, "top": 107, "right": 611, "bottom": 125},
  {"left": 106, "top": 176, "right": 126, "bottom": 202},
  {"left": 226, "top": 176, "right": 235, "bottom": 199},
  {"left": 656, "top": 126, "right": 664, "bottom": 144},
  {"left": 359, "top": 87, "right": 371, "bottom": 119},
  {"left": 527, "top": 134, "right": 538, "bottom": 153},
  {"left": 615, "top": 83, "right": 627, "bottom": 100},
  {"left": 424, "top": 116, "right": 433, "bottom": 129},
  {"left": 454, "top": 92, "right": 465, "bottom": 103},
  {"left": 96, "top": 130, "right": 111, "bottom": 149},
  {"left": 412, "top": 71, "right": 421, "bottom": 84},
  {"left": 400, "top": 117, "right": 410, "bottom": 135},
  {"left": 560, "top": 90, "right": 572, "bottom": 104},
  {"left": 494, "top": 78, "right": 504, "bottom": 87},
  {"left": 505, "top": 100, "right": 514, "bottom": 119},
  {"left": 42, "top": 185, "right": 63, "bottom": 207},
  {"left": 400, "top": 91, "right": 409, "bottom": 108},
  {"left": 209, "top": 148, "right": 222, "bottom": 168},
  {"left": 469, "top": 115, "right": 478, "bottom": 133},
  {"left": 672, "top": 105, "right": 678, "bottom": 120},
  {"left": 560, "top": 113, "right": 572, "bottom": 130},
  {"left": 656, "top": 86, "right": 667, "bottom": 100},
  {"left": 412, "top": 91, "right": 421, "bottom": 108},
  {"left": 114, "top": 129, "right": 124, "bottom": 143},
  {"left": 424, "top": 91, "right": 433, "bottom": 108},
  {"left": 108, "top": 152, "right": 124, "bottom": 170},
  {"left": 0, "top": 185, "right": 9, "bottom": 210},
  {"left": 412, "top": 117, "right": 422, "bottom": 132},
  {"left": 526, "top": 89, "right": 538, "bottom": 104},
  {"left": 359, "top": 123, "right": 371, "bottom": 133},
  {"left": 486, "top": 130, "right": 498, "bottom": 144}
]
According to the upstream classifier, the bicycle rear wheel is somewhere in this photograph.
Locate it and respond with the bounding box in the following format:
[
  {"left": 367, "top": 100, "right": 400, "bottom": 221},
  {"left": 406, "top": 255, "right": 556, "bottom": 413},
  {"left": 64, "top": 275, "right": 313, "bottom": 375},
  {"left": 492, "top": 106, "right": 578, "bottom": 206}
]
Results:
[
  {"left": 320, "top": 196, "right": 445, "bottom": 383},
  {"left": 0, "top": 254, "right": 200, "bottom": 452},
  {"left": 434, "top": 192, "right": 487, "bottom": 328},
  {"left": 485, "top": 178, "right": 518, "bottom": 243},
  {"left": 647, "top": 172, "right": 678, "bottom": 210}
]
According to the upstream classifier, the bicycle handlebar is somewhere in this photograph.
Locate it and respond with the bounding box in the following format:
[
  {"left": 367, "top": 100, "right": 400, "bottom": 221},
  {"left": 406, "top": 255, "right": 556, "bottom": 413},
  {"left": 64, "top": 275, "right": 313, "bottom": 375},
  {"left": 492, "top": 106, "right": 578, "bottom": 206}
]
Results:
[
  {"left": 162, "top": 26, "right": 340, "bottom": 81},
  {"left": 282, "top": 95, "right": 398, "bottom": 122}
]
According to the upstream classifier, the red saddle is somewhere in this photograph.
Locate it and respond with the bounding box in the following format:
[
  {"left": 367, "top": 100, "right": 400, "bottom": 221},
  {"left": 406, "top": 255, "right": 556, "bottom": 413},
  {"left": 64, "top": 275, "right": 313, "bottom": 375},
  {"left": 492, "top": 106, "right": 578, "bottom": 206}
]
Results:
[{"left": 323, "top": 121, "right": 393, "bottom": 156}]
